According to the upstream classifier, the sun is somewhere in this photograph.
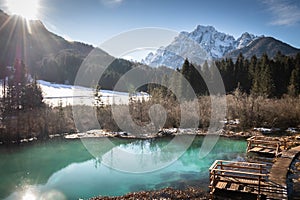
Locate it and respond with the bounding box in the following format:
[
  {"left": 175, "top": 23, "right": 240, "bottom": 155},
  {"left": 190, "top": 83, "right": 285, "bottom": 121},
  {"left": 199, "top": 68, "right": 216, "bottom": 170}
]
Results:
[
  {"left": 22, "top": 190, "right": 37, "bottom": 200},
  {"left": 6, "top": 0, "right": 40, "bottom": 20}
]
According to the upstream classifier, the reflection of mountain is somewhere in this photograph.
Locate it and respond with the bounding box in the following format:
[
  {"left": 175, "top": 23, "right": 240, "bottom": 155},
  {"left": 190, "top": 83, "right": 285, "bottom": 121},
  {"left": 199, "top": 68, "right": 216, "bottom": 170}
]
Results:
[{"left": 0, "top": 139, "right": 92, "bottom": 199}]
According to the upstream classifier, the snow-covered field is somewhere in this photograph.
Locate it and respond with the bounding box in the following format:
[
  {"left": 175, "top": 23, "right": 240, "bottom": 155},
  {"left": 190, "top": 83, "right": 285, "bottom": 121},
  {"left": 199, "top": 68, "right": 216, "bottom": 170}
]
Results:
[
  {"left": 39, "top": 80, "right": 149, "bottom": 107},
  {"left": 0, "top": 80, "right": 149, "bottom": 107}
]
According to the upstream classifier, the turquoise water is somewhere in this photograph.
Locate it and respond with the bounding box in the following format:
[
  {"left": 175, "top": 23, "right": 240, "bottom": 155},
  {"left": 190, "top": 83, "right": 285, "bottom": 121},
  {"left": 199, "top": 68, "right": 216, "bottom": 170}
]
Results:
[{"left": 0, "top": 136, "right": 247, "bottom": 200}]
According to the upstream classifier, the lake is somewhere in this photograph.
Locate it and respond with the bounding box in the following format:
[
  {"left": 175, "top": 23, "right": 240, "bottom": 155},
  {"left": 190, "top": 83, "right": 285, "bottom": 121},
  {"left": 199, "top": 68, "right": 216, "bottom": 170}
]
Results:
[{"left": 0, "top": 136, "right": 247, "bottom": 200}]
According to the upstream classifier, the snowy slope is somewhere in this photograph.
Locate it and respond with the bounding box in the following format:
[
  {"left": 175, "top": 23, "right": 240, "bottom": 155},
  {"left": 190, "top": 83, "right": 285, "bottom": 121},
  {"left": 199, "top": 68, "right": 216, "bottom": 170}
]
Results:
[
  {"left": 0, "top": 80, "right": 149, "bottom": 107},
  {"left": 142, "top": 25, "right": 260, "bottom": 69},
  {"left": 38, "top": 80, "right": 149, "bottom": 106}
]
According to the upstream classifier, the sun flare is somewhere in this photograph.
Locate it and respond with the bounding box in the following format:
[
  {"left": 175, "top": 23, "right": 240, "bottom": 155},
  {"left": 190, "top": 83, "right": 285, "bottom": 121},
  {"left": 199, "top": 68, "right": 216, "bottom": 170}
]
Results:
[
  {"left": 22, "top": 190, "right": 37, "bottom": 200},
  {"left": 6, "top": 0, "right": 40, "bottom": 20}
]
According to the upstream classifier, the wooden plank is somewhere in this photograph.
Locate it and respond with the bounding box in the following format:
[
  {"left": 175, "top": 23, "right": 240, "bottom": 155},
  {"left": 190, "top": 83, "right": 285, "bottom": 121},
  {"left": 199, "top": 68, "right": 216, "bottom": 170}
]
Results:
[
  {"left": 262, "top": 148, "right": 275, "bottom": 153},
  {"left": 250, "top": 147, "right": 264, "bottom": 152},
  {"left": 216, "top": 181, "right": 227, "bottom": 189},
  {"left": 210, "top": 160, "right": 267, "bottom": 166},
  {"left": 237, "top": 179, "right": 268, "bottom": 186},
  {"left": 209, "top": 160, "right": 219, "bottom": 171},
  {"left": 249, "top": 146, "right": 278, "bottom": 155},
  {"left": 269, "top": 150, "right": 276, "bottom": 154},
  {"left": 218, "top": 174, "right": 267, "bottom": 183},
  {"left": 243, "top": 186, "right": 252, "bottom": 193},
  {"left": 220, "top": 175, "right": 266, "bottom": 182},
  {"left": 211, "top": 168, "right": 267, "bottom": 177},
  {"left": 238, "top": 178, "right": 256, "bottom": 184},
  {"left": 220, "top": 177, "right": 269, "bottom": 187},
  {"left": 220, "top": 164, "right": 265, "bottom": 171},
  {"left": 246, "top": 136, "right": 256, "bottom": 141},
  {"left": 250, "top": 140, "right": 280, "bottom": 144},
  {"left": 229, "top": 183, "right": 239, "bottom": 191}
]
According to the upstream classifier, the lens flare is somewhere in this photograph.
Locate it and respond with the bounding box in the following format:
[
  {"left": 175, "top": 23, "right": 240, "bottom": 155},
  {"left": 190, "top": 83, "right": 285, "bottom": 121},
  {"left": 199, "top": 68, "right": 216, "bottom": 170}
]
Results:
[
  {"left": 6, "top": 0, "right": 40, "bottom": 20},
  {"left": 22, "top": 190, "right": 36, "bottom": 200}
]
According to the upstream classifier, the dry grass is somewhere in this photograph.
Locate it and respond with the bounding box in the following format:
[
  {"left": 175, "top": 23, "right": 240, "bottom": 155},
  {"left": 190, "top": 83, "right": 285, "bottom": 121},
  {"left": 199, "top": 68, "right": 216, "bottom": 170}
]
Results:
[
  {"left": 1, "top": 93, "right": 299, "bottom": 143},
  {"left": 227, "top": 90, "right": 300, "bottom": 129}
]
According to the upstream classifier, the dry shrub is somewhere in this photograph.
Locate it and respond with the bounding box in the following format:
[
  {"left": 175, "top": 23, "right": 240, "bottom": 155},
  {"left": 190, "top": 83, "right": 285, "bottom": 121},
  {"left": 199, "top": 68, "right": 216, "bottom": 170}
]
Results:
[
  {"left": 227, "top": 90, "right": 300, "bottom": 129},
  {"left": 2, "top": 92, "right": 299, "bottom": 143},
  {"left": 258, "top": 96, "right": 300, "bottom": 128}
]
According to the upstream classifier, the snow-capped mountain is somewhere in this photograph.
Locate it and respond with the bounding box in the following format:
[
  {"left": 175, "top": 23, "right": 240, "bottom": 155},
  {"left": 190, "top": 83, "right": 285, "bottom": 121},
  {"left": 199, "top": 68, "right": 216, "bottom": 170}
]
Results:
[
  {"left": 142, "top": 25, "right": 260, "bottom": 69},
  {"left": 236, "top": 32, "right": 259, "bottom": 49}
]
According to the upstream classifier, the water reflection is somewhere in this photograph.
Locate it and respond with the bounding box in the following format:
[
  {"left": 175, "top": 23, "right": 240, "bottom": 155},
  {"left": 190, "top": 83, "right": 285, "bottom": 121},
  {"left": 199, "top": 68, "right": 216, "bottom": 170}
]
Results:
[
  {"left": 6, "top": 187, "right": 67, "bottom": 200},
  {"left": 2, "top": 136, "right": 247, "bottom": 199},
  {"left": 22, "top": 190, "right": 36, "bottom": 200},
  {"left": 83, "top": 135, "right": 198, "bottom": 173}
]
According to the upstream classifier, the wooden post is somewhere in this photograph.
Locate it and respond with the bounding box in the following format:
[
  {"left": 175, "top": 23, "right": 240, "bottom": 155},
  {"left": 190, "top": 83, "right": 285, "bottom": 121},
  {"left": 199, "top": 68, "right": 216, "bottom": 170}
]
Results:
[
  {"left": 258, "top": 165, "right": 262, "bottom": 196},
  {"left": 209, "top": 169, "right": 216, "bottom": 199},
  {"left": 275, "top": 142, "right": 279, "bottom": 157},
  {"left": 246, "top": 140, "right": 251, "bottom": 152}
]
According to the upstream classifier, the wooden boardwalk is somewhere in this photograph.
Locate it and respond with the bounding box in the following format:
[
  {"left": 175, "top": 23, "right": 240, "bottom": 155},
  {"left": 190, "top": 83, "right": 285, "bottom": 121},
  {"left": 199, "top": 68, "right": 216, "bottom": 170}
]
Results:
[
  {"left": 269, "top": 145, "right": 300, "bottom": 200},
  {"left": 208, "top": 155, "right": 300, "bottom": 200},
  {"left": 209, "top": 138, "right": 300, "bottom": 200},
  {"left": 246, "top": 136, "right": 285, "bottom": 157},
  {"left": 209, "top": 160, "right": 282, "bottom": 199}
]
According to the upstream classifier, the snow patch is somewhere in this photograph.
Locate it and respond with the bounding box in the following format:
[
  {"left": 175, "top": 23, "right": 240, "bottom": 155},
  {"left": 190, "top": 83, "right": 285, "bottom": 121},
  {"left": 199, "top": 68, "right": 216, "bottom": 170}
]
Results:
[{"left": 0, "top": 80, "right": 149, "bottom": 107}]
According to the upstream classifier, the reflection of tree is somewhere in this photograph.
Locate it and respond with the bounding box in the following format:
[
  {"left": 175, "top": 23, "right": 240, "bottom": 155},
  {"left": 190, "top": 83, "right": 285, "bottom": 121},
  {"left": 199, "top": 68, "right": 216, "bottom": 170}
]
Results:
[
  {"left": 178, "top": 137, "right": 247, "bottom": 168},
  {"left": 94, "top": 157, "right": 101, "bottom": 169},
  {"left": 82, "top": 138, "right": 132, "bottom": 162}
]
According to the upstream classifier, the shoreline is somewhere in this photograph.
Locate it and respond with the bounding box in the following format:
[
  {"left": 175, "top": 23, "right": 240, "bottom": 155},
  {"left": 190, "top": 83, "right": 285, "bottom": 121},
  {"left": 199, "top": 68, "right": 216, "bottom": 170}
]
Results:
[
  {"left": 90, "top": 187, "right": 209, "bottom": 200},
  {"left": 1, "top": 126, "right": 299, "bottom": 145},
  {"left": 48, "top": 127, "right": 300, "bottom": 143}
]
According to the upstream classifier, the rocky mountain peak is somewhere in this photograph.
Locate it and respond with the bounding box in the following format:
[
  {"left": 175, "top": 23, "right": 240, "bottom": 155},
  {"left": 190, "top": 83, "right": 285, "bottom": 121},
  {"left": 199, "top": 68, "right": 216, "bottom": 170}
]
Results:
[{"left": 142, "top": 25, "right": 259, "bottom": 69}]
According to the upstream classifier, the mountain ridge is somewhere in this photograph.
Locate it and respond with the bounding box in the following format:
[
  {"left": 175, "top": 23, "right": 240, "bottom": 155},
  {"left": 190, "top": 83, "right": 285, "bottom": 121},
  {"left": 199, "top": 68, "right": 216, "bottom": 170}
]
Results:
[
  {"left": 225, "top": 36, "right": 300, "bottom": 60},
  {"left": 142, "top": 25, "right": 300, "bottom": 69},
  {"left": 0, "top": 9, "right": 94, "bottom": 72}
]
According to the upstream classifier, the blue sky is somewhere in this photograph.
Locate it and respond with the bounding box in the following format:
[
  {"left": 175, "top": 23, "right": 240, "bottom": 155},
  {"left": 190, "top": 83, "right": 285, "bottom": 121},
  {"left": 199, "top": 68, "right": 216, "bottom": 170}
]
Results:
[{"left": 0, "top": 0, "right": 300, "bottom": 49}]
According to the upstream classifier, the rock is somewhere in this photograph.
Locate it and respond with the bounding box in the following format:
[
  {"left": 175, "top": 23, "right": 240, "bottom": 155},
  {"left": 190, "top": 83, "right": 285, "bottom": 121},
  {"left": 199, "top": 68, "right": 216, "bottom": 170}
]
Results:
[{"left": 90, "top": 187, "right": 208, "bottom": 200}]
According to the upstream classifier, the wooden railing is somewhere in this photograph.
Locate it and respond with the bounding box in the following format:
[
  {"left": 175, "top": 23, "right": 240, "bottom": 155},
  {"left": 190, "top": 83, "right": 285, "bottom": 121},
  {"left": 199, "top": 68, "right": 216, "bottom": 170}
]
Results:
[
  {"left": 209, "top": 160, "right": 269, "bottom": 198},
  {"left": 246, "top": 136, "right": 285, "bottom": 157}
]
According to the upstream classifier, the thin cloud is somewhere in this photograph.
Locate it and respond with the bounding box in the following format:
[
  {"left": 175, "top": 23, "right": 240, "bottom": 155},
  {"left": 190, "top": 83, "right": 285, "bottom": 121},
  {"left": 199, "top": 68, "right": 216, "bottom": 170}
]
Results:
[
  {"left": 263, "top": 0, "right": 300, "bottom": 26},
  {"left": 100, "top": 0, "right": 124, "bottom": 7}
]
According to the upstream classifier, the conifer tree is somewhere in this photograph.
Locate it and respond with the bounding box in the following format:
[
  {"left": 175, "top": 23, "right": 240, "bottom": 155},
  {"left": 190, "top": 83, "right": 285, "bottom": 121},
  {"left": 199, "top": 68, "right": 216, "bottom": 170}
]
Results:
[
  {"left": 2, "top": 60, "right": 44, "bottom": 117},
  {"left": 235, "top": 53, "right": 251, "bottom": 92},
  {"left": 288, "top": 61, "right": 300, "bottom": 96},
  {"left": 181, "top": 59, "right": 192, "bottom": 99},
  {"left": 272, "top": 51, "right": 287, "bottom": 96},
  {"left": 260, "top": 54, "right": 274, "bottom": 97}
]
